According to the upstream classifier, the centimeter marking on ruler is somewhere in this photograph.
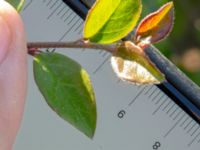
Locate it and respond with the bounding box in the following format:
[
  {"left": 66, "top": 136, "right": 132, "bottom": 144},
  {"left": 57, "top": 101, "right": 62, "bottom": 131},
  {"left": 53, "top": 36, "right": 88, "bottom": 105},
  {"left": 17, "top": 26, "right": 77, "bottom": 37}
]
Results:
[
  {"left": 127, "top": 84, "right": 200, "bottom": 147},
  {"left": 22, "top": 0, "right": 200, "bottom": 148}
]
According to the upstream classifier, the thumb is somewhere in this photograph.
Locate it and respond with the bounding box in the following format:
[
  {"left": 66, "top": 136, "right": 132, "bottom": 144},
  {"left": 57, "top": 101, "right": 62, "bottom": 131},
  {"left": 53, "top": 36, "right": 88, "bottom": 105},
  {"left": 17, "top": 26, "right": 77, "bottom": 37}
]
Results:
[{"left": 0, "top": 1, "right": 27, "bottom": 150}]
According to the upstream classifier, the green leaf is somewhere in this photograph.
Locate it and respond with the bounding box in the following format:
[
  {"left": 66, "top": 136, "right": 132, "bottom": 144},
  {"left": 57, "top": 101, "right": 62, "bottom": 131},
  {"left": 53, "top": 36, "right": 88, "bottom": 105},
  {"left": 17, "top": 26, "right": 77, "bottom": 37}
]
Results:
[
  {"left": 135, "top": 2, "right": 174, "bottom": 43},
  {"left": 111, "top": 41, "right": 165, "bottom": 84},
  {"left": 33, "top": 52, "right": 97, "bottom": 138},
  {"left": 6, "top": 0, "right": 26, "bottom": 12},
  {"left": 84, "top": 0, "right": 142, "bottom": 44}
]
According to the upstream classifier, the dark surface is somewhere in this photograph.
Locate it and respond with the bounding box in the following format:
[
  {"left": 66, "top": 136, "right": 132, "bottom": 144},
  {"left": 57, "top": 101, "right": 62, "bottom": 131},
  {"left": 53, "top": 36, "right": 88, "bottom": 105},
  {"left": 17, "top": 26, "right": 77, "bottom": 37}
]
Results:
[{"left": 145, "top": 46, "right": 200, "bottom": 109}]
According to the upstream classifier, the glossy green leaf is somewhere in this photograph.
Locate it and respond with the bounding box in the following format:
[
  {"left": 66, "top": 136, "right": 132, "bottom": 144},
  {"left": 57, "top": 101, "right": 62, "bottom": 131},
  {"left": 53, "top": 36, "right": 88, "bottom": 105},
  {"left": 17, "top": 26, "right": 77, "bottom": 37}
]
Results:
[
  {"left": 111, "top": 41, "right": 165, "bottom": 84},
  {"left": 84, "top": 0, "right": 142, "bottom": 44},
  {"left": 6, "top": 0, "right": 25, "bottom": 12},
  {"left": 33, "top": 52, "right": 97, "bottom": 138},
  {"left": 135, "top": 2, "right": 174, "bottom": 43}
]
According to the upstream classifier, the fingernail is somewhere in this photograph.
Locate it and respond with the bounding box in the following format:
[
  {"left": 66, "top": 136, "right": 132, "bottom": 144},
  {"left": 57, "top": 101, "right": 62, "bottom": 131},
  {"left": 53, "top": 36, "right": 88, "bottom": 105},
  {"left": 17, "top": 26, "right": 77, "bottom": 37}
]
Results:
[{"left": 0, "top": 16, "right": 11, "bottom": 64}]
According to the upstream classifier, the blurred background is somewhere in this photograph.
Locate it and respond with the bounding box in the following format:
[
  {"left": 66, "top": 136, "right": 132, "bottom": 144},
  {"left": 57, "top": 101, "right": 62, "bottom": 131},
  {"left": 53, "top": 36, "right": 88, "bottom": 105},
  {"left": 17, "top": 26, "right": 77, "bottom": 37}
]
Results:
[{"left": 82, "top": 0, "right": 200, "bottom": 86}]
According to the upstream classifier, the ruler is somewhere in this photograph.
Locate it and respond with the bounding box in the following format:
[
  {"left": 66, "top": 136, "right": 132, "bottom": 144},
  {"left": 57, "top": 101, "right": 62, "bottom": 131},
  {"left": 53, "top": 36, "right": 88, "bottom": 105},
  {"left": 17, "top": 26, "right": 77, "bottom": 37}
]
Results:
[{"left": 14, "top": 0, "right": 200, "bottom": 149}]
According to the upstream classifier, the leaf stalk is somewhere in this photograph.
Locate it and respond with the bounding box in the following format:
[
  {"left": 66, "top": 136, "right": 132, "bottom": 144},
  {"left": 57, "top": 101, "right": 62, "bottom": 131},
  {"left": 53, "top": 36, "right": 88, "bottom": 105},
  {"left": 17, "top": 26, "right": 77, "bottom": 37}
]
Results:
[{"left": 27, "top": 39, "right": 116, "bottom": 54}]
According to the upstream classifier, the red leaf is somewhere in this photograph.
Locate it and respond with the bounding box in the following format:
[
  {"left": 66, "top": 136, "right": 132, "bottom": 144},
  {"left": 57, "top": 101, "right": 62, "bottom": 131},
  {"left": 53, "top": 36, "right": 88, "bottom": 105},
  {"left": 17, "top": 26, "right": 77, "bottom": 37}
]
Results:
[{"left": 135, "top": 2, "right": 174, "bottom": 44}]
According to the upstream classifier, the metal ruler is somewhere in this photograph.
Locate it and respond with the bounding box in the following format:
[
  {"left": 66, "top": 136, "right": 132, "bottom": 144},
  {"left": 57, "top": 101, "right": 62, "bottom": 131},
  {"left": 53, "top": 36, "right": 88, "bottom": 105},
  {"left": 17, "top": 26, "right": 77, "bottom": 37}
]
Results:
[{"left": 14, "top": 0, "right": 200, "bottom": 149}]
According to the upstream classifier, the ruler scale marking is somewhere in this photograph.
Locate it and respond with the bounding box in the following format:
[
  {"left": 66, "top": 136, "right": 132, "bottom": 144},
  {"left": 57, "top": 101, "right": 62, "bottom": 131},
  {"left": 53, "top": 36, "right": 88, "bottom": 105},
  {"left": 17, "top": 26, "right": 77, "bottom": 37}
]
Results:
[
  {"left": 57, "top": 4, "right": 66, "bottom": 16},
  {"left": 74, "top": 20, "right": 83, "bottom": 32},
  {"left": 173, "top": 109, "right": 182, "bottom": 120},
  {"left": 49, "top": 0, "right": 59, "bottom": 9},
  {"left": 155, "top": 94, "right": 165, "bottom": 105},
  {"left": 151, "top": 90, "right": 161, "bottom": 102},
  {"left": 188, "top": 131, "right": 200, "bottom": 147},
  {"left": 67, "top": 15, "right": 78, "bottom": 25},
  {"left": 148, "top": 88, "right": 158, "bottom": 98},
  {"left": 162, "top": 100, "right": 172, "bottom": 111},
  {"left": 187, "top": 123, "right": 197, "bottom": 134},
  {"left": 180, "top": 115, "right": 189, "bottom": 127},
  {"left": 191, "top": 126, "right": 200, "bottom": 136},
  {"left": 128, "top": 87, "right": 147, "bottom": 106},
  {"left": 23, "top": 0, "right": 33, "bottom": 11},
  {"left": 164, "top": 113, "right": 185, "bottom": 138},
  {"left": 64, "top": 11, "right": 74, "bottom": 22},
  {"left": 144, "top": 85, "right": 154, "bottom": 95},
  {"left": 166, "top": 103, "right": 175, "bottom": 114},
  {"left": 169, "top": 106, "right": 179, "bottom": 117},
  {"left": 47, "top": 1, "right": 63, "bottom": 19},
  {"left": 152, "top": 97, "right": 168, "bottom": 115},
  {"left": 46, "top": 0, "right": 53, "bottom": 7},
  {"left": 60, "top": 8, "right": 70, "bottom": 19},
  {"left": 184, "top": 119, "right": 193, "bottom": 130},
  {"left": 93, "top": 55, "right": 110, "bottom": 74}
]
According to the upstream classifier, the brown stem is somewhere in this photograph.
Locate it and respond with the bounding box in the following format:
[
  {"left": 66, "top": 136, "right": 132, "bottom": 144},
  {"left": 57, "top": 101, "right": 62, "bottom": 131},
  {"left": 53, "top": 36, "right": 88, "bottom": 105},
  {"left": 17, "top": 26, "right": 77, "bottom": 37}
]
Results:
[{"left": 27, "top": 39, "right": 116, "bottom": 54}]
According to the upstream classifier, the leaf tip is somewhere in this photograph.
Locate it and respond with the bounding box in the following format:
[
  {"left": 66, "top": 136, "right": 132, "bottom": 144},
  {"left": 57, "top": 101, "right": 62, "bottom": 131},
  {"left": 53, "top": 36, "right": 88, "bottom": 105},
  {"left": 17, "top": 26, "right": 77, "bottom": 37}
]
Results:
[
  {"left": 135, "top": 1, "right": 175, "bottom": 44},
  {"left": 167, "top": 1, "right": 174, "bottom": 8},
  {"left": 33, "top": 52, "right": 97, "bottom": 140},
  {"left": 87, "top": 128, "right": 96, "bottom": 139}
]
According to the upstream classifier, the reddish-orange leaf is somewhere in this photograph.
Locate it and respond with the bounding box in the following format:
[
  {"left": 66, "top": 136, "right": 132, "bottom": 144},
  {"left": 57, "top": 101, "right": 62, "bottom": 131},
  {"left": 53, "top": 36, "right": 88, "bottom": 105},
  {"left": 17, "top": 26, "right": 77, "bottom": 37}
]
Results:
[{"left": 135, "top": 2, "right": 174, "bottom": 43}]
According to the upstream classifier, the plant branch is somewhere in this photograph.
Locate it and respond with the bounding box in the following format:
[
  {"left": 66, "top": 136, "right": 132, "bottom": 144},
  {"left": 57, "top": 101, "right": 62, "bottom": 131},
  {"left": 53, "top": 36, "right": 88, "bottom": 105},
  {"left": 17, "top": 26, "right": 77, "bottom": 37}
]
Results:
[{"left": 27, "top": 39, "right": 116, "bottom": 54}]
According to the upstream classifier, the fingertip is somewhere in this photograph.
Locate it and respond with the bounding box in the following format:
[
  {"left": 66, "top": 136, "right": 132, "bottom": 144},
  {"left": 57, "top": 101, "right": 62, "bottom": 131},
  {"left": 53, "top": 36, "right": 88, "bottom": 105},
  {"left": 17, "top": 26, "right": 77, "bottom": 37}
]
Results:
[
  {"left": 0, "top": 0, "right": 26, "bottom": 47},
  {"left": 0, "top": 1, "right": 27, "bottom": 148},
  {"left": 0, "top": 0, "right": 27, "bottom": 71},
  {"left": 0, "top": 16, "right": 11, "bottom": 64}
]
